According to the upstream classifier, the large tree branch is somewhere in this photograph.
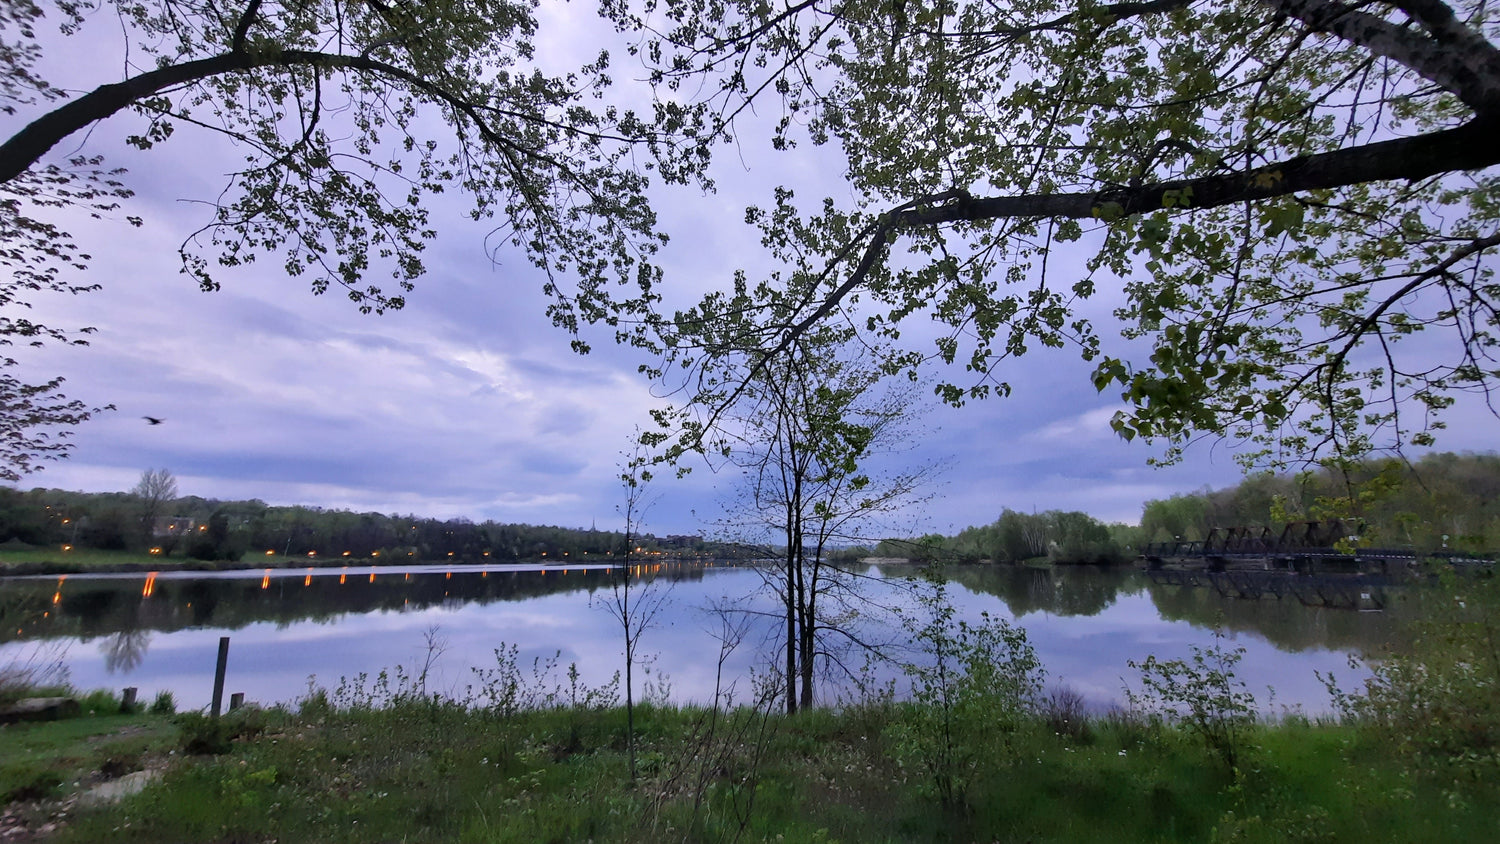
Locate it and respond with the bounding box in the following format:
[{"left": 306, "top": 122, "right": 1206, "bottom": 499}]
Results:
[
  {"left": 230, "top": 0, "right": 262, "bottom": 52},
  {"left": 0, "top": 46, "right": 495, "bottom": 185},
  {"left": 929, "top": 0, "right": 1193, "bottom": 39},
  {"left": 1263, "top": 0, "right": 1500, "bottom": 112},
  {"left": 911, "top": 118, "right": 1499, "bottom": 225},
  {"left": 772, "top": 116, "right": 1500, "bottom": 358}
]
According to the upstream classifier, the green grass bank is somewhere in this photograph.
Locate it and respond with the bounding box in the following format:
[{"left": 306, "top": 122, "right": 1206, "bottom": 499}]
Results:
[{"left": 3, "top": 691, "right": 1496, "bottom": 843}]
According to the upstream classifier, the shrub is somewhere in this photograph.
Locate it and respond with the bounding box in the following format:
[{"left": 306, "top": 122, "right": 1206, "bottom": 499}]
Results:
[
  {"left": 1127, "top": 631, "right": 1256, "bottom": 777},
  {"left": 0, "top": 765, "right": 63, "bottom": 804},
  {"left": 885, "top": 575, "right": 1044, "bottom": 807},
  {"left": 175, "top": 709, "right": 268, "bottom": 756},
  {"left": 1327, "top": 571, "right": 1500, "bottom": 788}
]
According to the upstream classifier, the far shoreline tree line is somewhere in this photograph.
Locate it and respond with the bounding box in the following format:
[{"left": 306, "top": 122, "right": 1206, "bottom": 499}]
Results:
[
  {"left": 0, "top": 468, "right": 740, "bottom": 563},
  {"left": 872, "top": 451, "right": 1500, "bottom": 565},
  {"left": 4, "top": 452, "right": 1494, "bottom": 565}
]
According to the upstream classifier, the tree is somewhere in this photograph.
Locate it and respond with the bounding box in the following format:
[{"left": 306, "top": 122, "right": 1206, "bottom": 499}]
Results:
[
  {"left": 594, "top": 441, "right": 671, "bottom": 782},
  {"left": 1141, "top": 493, "right": 1212, "bottom": 543},
  {"left": 1, "top": 0, "right": 710, "bottom": 477},
  {"left": 706, "top": 332, "right": 934, "bottom": 712},
  {"left": 624, "top": 0, "right": 1500, "bottom": 469},
  {"left": 132, "top": 467, "right": 178, "bottom": 543}
]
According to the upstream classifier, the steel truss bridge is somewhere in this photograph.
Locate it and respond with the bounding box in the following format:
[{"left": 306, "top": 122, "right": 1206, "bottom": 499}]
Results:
[{"left": 1139, "top": 520, "right": 1493, "bottom": 611}]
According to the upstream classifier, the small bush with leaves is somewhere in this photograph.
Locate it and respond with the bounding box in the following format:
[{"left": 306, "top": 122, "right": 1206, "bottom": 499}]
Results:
[
  {"left": 1127, "top": 631, "right": 1256, "bottom": 777},
  {"left": 149, "top": 690, "right": 176, "bottom": 715},
  {"left": 886, "top": 575, "right": 1044, "bottom": 807}
]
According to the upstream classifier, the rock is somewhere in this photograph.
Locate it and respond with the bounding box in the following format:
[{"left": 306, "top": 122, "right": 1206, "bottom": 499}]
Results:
[
  {"left": 79, "top": 770, "right": 160, "bottom": 805},
  {"left": 0, "top": 697, "right": 80, "bottom": 725}
]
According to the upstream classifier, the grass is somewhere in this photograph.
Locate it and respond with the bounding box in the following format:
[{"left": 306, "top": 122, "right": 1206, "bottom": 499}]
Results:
[
  {"left": 0, "top": 708, "right": 176, "bottom": 805},
  {"left": 0, "top": 546, "right": 569, "bottom": 575},
  {"left": 0, "top": 694, "right": 1485, "bottom": 843},
  {"left": 0, "top": 547, "right": 404, "bottom": 575},
  {"left": 0, "top": 547, "right": 176, "bottom": 574}
]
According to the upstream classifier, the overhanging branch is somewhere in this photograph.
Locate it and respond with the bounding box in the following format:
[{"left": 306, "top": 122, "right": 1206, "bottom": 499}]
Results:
[{"left": 786, "top": 115, "right": 1500, "bottom": 348}]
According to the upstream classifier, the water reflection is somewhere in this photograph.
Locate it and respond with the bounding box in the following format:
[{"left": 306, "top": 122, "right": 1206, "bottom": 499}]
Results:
[
  {"left": 0, "top": 562, "right": 1424, "bottom": 713},
  {"left": 101, "top": 630, "right": 150, "bottom": 674},
  {"left": 922, "top": 564, "right": 1417, "bottom": 657},
  {"left": 1, "top": 563, "right": 716, "bottom": 645}
]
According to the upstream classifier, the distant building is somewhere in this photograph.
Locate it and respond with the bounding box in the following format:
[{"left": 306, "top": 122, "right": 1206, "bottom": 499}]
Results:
[{"left": 153, "top": 516, "right": 195, "bottom": 537}]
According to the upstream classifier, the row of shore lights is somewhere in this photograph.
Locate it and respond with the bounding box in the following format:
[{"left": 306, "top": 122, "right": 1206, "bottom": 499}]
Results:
[{"left": 259, "top": 549, "right": 501, "bottom": 558}]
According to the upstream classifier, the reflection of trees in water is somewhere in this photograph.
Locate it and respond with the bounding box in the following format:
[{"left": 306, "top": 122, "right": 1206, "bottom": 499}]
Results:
[
  {"left": 101, "top": 630, "right": 150, "bottom": 674},
  {"left": 943, "top": 565, "right": 1143, "bottom": 618},
  {"left": 2, "top": 563, "right": 719, "bottom": 644},
  {"left": 10, "top": 561, "right": 1429, "bottom": 660},
  {"left": 1145, "top": 580, "right": 1422, "bottom": 656},
  {"left": 886, "top": 563, "right": 1424, "bottom": 658}
]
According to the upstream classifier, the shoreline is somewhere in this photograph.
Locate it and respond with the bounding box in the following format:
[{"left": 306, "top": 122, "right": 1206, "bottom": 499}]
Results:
[{"left": 0, "top": 554, "right": 644, "bottom": 578}]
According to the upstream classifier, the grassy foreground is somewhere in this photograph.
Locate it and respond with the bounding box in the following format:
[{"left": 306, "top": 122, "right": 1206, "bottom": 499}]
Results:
[{"left": 3, "top": 692, "right": 1495, "bottom": 843}]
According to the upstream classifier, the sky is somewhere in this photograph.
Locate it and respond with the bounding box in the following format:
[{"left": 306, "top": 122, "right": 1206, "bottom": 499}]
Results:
[{"left": 6, "top": 4, "right": 1496, "bottom": 540}]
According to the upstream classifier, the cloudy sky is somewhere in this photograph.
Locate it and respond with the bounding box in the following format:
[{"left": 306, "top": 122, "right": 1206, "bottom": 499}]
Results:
[{"left": 8, "top": 4, "right": 1495, "bottom": 539}]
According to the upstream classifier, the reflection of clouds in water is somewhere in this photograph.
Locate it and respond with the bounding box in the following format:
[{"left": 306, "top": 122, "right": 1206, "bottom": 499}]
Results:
[
  {"left": 20, "top": 566, "right": 1379, "bottom": 714},
  {"left": 101, "top": 631, "right": 150, "bottom": 674}
]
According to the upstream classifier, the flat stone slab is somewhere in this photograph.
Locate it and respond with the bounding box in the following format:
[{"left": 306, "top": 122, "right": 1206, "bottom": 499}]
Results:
[
  {"left": 0, "top": 697, "right": 80, "bottom": 725},
  {"left": 80, "top": 770, "right": 160, "bottom": 805}
]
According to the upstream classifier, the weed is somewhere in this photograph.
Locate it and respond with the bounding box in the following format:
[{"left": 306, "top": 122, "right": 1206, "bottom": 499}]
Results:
[
  {"left": 148, "top": 690, "right": 176, "bottom": 715},
  {"left": 1042, "top": 683, "right": 1093, "bottom": 743},
  {"left": 76, "top": 688, "right": 121, "bottom": 717},
  {"left": 0, "top": 643, "right": 69, "bottom": 706},
  {"left": 465, "top": 643, "right": 618, "bottom": 716}
]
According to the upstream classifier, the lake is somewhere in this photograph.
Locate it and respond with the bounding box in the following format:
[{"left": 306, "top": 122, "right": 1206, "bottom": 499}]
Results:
[{"left": 0, "top": 561, "right": 1415, "bottom": 714}]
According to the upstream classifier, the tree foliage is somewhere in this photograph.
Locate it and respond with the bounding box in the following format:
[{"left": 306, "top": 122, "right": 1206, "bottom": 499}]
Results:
[
  {"left": 1138, "top": 451, "right": 1500, "bottom": 549},
  {"left": 622, "top": 0, "right": 1500, "bottom": 467},
  {"left": 10, "top": 0, "right": 1499, "bottom": 482},
  {"left": 0, "top": 0, "right": 710, "bottom": 475},
  {"left": 0, "top": 485, "right": 752, "bottom": 560},
  {"left": 913, "top": 508, "right": 1127, "bottom": 564}
]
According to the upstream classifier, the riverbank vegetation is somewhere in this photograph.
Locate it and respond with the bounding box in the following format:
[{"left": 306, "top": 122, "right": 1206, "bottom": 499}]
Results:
[
  {"left": 3, "top": 570, "right": 1495, "bottom": 842},
  {"left": 875, "top": 453, "right": 1500, "bottom": 565},
  {"left": 0, "top": 474, "right": 751, "bottom": 573},
  {"left": 6, "top": 694, "right": 1493, "bottom": 843},
  {"left": 6, "top": 453, "right": 1497, "bottom": 573}
]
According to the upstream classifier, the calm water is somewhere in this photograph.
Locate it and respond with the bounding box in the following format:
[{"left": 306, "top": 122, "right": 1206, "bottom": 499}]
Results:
[{"left": 0, "top": 562, "right": 1416, "bottom": 714}]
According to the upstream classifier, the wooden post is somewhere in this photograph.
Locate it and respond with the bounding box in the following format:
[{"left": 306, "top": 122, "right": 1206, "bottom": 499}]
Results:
[
  {"left": 229, "top": 693, "right": 245, "bottom": 711},
  {"left": 120, "top": 687, "right": 138, "bottom": 713},
  {"left": 210, "top": 636, "right": 230, "bottom": 719}
]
